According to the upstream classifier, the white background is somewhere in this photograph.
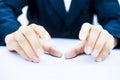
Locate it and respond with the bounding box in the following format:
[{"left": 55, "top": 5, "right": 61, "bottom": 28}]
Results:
[{"left": 0, "top": 38, "right": 120, "bottom": 80}]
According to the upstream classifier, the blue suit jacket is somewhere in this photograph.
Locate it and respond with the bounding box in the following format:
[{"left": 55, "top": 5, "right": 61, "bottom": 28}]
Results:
[{"left": 0, "top": 0, "right": 120, "bottom": 46}]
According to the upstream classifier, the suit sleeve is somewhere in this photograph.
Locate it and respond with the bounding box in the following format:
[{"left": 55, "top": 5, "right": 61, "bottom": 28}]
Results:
[
  {"left": 94, "top": 0, "right": 120, "bottom": 48},
  {"left": 0, "top": 0, "right": 28, "bottom": 46}
]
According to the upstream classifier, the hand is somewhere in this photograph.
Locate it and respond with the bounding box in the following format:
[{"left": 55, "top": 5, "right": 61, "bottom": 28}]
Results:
[
  {"left": 5, "top": 24, "right": 62, "bottom": 63},
  {"left": 65, "top": 23, "right": 118, "bottom": 62}
]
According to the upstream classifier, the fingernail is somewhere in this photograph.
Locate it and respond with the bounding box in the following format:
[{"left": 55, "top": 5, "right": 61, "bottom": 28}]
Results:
[
  {"left": 64, "top": 53, "right": 70, "bottom": 59},
  {"left": 32, "top": 56, "right": 40, "bottom": 63},
  {"left": 65, "top": 51, "right": 75, "bottom": 59},
  {"left": 91, "top": 49, "right": 99, "bottom": 57},
  {"left": 96, "top": 58, "right": 102, "bottom": 62},
  {"left": 85, "top": 46, "right": 92, "bottom": 54},
  {"left": 79, "top": 34, "right": 86, "bottom": 40},
  {"left": 27, "top": 59, "right": 32, "bottom": 62},
  {"left": 52, "top": 49, "right": 62, "bottom": 58},
  {"left": 36, "top": 49, "right": 44, "bottom": 57},
  {"left": 57, "top": 52, "right": 62, "bottom": 58}
]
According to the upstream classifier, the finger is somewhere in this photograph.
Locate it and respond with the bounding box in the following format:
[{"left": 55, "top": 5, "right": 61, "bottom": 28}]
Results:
[
  {"left": 14, "top": 42, "right": 31, "bottom": 62},
  {"left": 5, "top": 33, "right": 16, "bottom": 51},
  {"left": 43, "top": 43, "right": 62, "bottom": 57},
  {"left": 91, "top": 30, "right": 107, "bottom": 57},
  {"left": 79, "top": 23, "right": 92, "bottom": 41},
  {"left": 65, "top": 42, "right": 84, "bottom": 59},
  {"left": 96, "top": 34, "right": 113, "bottom": 62},
  {"left": 84, "top": 25, "right": 103, "bottom": 55},
  {"left": 20, "top": 27, "right": 43, "bottom": 58},
  {"left": 5, "top": 34, "right": 30, "bottom": 61},
  {"left": 30, "top": 24, "right": 51, "bottom": 40},
  {"left": 14, "top": 31, "right": 40, "bottom": 63}
]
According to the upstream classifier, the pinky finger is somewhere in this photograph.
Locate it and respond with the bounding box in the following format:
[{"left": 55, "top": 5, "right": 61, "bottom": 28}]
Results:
[{"left": 96, "top": 40, "right": 112, "bottom": 62}]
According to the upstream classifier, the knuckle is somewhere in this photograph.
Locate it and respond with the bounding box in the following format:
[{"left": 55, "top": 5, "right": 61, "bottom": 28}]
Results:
[
  {"left": 7, "top": 42, "right": 19, "bottom": 52},
  {"left": 100, "top": 30, "right": 109, "bottom": 39},
  {"left": 96, "top": 25, "right": 103, "bottom": 30},
  {"left": 39, "top": 25, "right": 45, "bottom": 30},
  {"left": 82, "top": 23, "right": 92, "bottom": 29},
  {"left": 22, "top": 28, "right": 33, "bottom": 36},
  {"left": 5, "top": 34, "right": 11, "bottom": 44},
  {"left": 102, "top": 30, "right": 109, "bottom": 35},
  {"left": 14, "top": 33, "right": 25, "bottom": 45},
  {"left": 5, "top": 32, "right": 15, "bottom": 43},
  {"left": 92, "top": 27, "right": 100, "bottom": 32},
  {"left": 82, "top": 22, "right": 90, "bottom": 26},
  {"left": 6, "top": 44, "right": 14, "bottom": 51},
  {"left": 14, "top": 32, "right": 20, "bottom": 40},
  {"left": 30, "top": 23, "right": 37, "bottom": 27},
  {"left": 40, "top": 31, "right": 47, "bottom": 36},
  {"left": 92, "top": 26, "right": 103, "bottom": 33}
]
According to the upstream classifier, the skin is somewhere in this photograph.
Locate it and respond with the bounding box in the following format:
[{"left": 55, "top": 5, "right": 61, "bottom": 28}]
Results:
[
  {"left": 5, "top": 23, "right": 118, "bottom": 62},
  {"left": 65, "top": 23, "right": 118, "bottom": 62},
  {"left": 5, "top": 24, "right": 62, "bottom": 63}
]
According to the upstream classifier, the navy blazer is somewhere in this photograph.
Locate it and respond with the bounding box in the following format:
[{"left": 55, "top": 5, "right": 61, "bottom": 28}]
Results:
[{"left": 0, "top": 0, "right": 120, "bottom": 46}]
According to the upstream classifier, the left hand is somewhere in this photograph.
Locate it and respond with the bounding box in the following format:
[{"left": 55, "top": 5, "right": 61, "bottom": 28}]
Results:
[{"left": 65, "top": 23, "right": 118, "bottom": 62}]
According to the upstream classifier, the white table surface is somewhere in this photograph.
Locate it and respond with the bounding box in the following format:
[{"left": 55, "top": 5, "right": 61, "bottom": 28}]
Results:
[{"left": 0, "top": 38, "right": 120, "bottom": 80}]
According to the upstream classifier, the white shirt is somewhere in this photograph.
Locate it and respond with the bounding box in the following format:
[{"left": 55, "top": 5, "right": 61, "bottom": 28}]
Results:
[{"left": 64, "top": 0, "right": 72, "bottom": 12}]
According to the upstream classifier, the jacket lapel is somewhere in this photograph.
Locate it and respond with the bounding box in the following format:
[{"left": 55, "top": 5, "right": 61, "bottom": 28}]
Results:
[
  {"left": 50, "top": 0, "right": 66, "bottom": 20},
  {"left": 50, "top": 0, "right": 84, "bottom": 29},
  {"left": 65, "top": 0, "right": 83, "bottom": 28}
]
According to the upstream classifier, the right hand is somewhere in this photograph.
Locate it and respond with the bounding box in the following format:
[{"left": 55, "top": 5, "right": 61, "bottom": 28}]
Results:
[{"left": 5, "top": 24, "right": 62, "bottom": 63}]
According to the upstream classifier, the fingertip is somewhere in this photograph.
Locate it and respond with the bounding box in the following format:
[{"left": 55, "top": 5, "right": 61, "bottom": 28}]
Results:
[
  {"left": 48, "top": 46, "right": 63, "bottom": 58},
  {"left": 64, "top": 51, "right": 76, "bottom": 59},
  {"left": 32, "top": 56, "right": 40, "bottom": 63},
  {"left": 49, "top": 52, "right": 62, "bottom": 58},
  {"left": 54, "top": 49, "right": 63, "bottom": 58},
  {"left": 64, "top": 53, "right": 70, "bottom": 59},
  {"left": 36, "top": 49, "right": 44, "bottom": 58},
  {"left": 57, "top": 52, "right": 63, "bottom": 58},
  {"left": 96, "top": 57, "right": 103, "bottom": 62}
]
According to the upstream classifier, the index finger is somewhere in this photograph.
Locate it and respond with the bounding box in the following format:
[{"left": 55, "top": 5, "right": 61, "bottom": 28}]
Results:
[
  {"left": 65, "top": 42, "right": 85, "bottom": 59},
  {"left": 42, "top": 43, "right": 62, "bottom": 58},
  {"left": 79, "top": 23, "right": 92, "bottom": 41},
  {"left": 30, "top": 24, "right": 51, "bottom": 40}
]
